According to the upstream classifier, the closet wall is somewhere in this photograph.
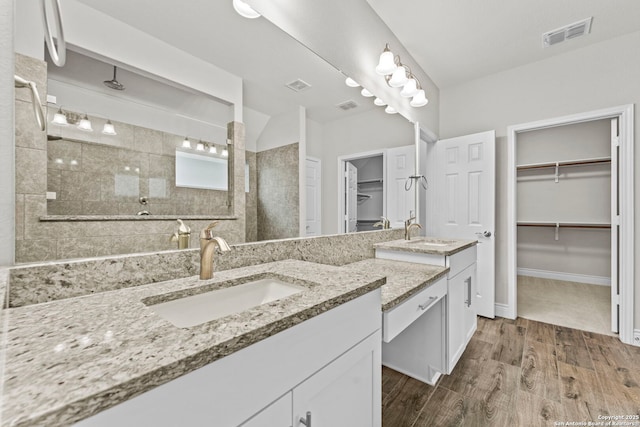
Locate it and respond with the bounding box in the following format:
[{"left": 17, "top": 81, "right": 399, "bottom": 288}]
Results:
[
  {"left": 351, "top": 156, "right": 384, "bottom": 232},
  {"left": 516, "top": 119, "right": 612, "bottom": 282}
]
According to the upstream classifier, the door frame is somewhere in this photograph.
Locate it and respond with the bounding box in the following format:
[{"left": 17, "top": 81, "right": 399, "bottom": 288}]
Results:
[
  {"left": 337, "top": 150, "right": 387, "bottom": 233},
  {"left": 506, "top": 104, "right": 634, "bottom": 345},
  {"left": 305, "top": 156, "right": 322, "bottom": 236}
]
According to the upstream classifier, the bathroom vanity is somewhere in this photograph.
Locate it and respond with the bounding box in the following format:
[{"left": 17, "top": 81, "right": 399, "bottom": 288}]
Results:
[
  {"left": 373, "top": 238, "right": 478, "bottom": 384},
  {"left": 1, "top": 260, "right": 386, "bottom": 427}
]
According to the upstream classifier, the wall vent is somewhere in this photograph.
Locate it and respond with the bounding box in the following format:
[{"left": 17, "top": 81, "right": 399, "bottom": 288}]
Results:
[
  {"left": 285, "top": 79, "right": 312, "bottom": 92},
  {"left": 336, "top": 100, "right": 359, "bottom": 111},
  {"left": 542, "top": 17, "right": 592, "bottom": 48}
]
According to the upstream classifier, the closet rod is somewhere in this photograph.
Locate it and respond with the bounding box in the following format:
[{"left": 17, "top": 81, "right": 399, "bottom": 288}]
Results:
[
  {"left": 517, "top": 222, "right": 611, "bottom": 229},
  {"left": 516, "top": 156, "right": 611, "bottom": 170}
]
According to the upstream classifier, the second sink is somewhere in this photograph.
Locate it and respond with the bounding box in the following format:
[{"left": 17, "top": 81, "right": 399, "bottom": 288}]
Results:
[{"left": 147, "top": 277, "right": 307, "bottom": 328}]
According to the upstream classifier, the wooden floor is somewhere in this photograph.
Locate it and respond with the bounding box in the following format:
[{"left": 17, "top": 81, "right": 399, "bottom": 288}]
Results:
[{"left": 382, "top": 317, "right": 640, "bottom": 426}]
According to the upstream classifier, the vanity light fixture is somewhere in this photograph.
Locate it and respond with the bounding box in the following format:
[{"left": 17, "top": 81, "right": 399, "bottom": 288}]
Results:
[
  {"left": 209, "top": 144, "right": 217, "bottom": 154},
  {"left": 182, "top": 137, "right": 192, "bottom": 149},
  {"left": 345, "top": 77, "right": 360, "bottom": 88},
  {"left": 232, "top": 0, "right": 261, "bottom": 19},
  {"left": 376, "top": 43, "right": 429, "bottom": 108},
  {"left": 222, "top": 147, "right": 229, "bottom": 157},
  {"left": 385, "top": 106, "right": 398, "bottom": 114},
  {"left": 51, "top": 107, "right": 68, "bottom": 126},
  {"left": 373, "top": 98, "right": 386, "bottom": 106},
  {"left": 196, "top": 141, "right": 205, "bottom": 151},
  {"left": 77, "top": 114, "right": 93, "bottom": 132},
  {"left": 360, "top": 88, "right": 374, "bottom": 97},
  {"left": 102, "top": 119, "right": 117, "bottom": 135}
]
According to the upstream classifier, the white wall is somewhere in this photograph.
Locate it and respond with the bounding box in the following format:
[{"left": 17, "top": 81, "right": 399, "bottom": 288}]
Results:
[
  {"left": 243, "top": 107, "right": 271, "bottom": 153},
  {"left": 0, "top": 0, "right": 14, "bottom": 266},
  {"left": 440, "top": 30, "right": 640, "bottom": 328},
  {"left": 319, "top": 108, "right": 414, "bottom": 234},
  {"left": 256, "top": 109, "right": 300, "bottom": 152}
]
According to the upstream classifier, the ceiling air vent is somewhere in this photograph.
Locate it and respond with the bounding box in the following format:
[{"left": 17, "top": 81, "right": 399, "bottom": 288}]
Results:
[
  {"left": 542, "top": 17, "right": 592, "bottom": 48},
  {"left": 285, "top": 79, "right": 312, "bottom": 92},
  {"left": 336, "top": 100, "right": 359, "bottom": 111}
]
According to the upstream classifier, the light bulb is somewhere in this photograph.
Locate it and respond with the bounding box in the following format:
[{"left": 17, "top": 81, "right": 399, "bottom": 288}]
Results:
[
  {"left": 222, "top": 148, "right": 229, "bottom": 157},
  {"left": 209, "top": 144, "right": 217, "bottom": 154},
  {"left": 376, "top": 45, "right": 397, "bottom": 75},
  {"left": 345, "top": 77, "right": 359, "bottom": 88},
  {"left": 410, "top": 89, "right": 429, "bottom": 107},
  {"left": 196, "top": 141, "right": 205, "bottom": 151},
  {"left": 373, "top": 98, "right": 386, "bottom": 106},
  {"left": 77, "top": 114, "right": 93, "bottom": 132},
  {"left": 232, "top": 0, "right": 260, "bottom": 18},
  {"left": 182, "top": 137, "right": 191, "bottom": 148},
  {"left": 51, "top": 108, "right": 68, "bottom": 126},
  {"left": 385, "top": 106, "right": 398, "bottom": 114},
  {"left": 360, "top": 88, "right": 374, "bottom": 97},
  {"left": 102, "top": 120, "right": 117, "bottom": 135},
  {"left": 400, "top": 78, "right": 419, "bottom": 98},
  {"left": 388, "top": 66, "right": 408, "bottom": 87}
]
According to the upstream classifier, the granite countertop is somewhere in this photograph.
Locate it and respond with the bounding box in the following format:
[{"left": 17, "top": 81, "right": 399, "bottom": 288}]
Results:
[
  {"left": 1, "top": 260, "right": 385, "bottom": 427},
  {"left": 374, "top": 237, "right": 477, "bottom": 256},
  {"left": 341, "top": 259, "right": 449, "bottom": 311}
]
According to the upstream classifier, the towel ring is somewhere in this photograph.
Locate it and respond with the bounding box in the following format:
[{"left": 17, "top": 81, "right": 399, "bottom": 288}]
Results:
[{"left": 41, "top": 0, "right": 66, "bottom": 66}]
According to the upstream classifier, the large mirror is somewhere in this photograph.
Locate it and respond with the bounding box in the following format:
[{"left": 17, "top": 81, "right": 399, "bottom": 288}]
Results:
[{"left": 18, "top": 0, "right": 416, "bottom": 262}]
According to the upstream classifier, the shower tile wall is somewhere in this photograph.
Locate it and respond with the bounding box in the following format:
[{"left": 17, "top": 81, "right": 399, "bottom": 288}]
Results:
[
  {"left": 14, "top": 53, "right": 246, "bottom": 263},
  {"left": 256, "top": 143, "right": 299, "bottom": 241},
  {"left": 245, "top": 150, "right": 258, "bottom": 242},
  {"left": 46, "top": 127, "right": 229, "bottom": 216}
]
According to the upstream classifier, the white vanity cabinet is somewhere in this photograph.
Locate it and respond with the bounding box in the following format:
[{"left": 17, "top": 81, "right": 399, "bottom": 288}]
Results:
[
  {"left": 376, "top": 244, "right": 477, "bottom": 384},
  {"left": 74, "top": 290, "right": 381, "bottom": 427}
]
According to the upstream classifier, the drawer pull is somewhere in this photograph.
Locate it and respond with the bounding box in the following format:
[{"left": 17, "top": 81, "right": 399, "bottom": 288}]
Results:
[{"left": 418, "top": 296, "right": 438, "bottom": 311}]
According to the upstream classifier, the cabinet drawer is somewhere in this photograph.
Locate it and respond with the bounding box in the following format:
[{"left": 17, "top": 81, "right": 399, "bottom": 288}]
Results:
[
  {"left": 447, "top": 245, "right": 477, "bottom": 278},
  {"left": 382, "top": 276, "right": 447, "bottom": 343}
]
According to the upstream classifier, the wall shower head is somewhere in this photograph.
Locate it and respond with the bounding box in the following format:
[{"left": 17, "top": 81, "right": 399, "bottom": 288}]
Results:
[{"left": 103, "top": 66, "right": 125, "bottom": 91}]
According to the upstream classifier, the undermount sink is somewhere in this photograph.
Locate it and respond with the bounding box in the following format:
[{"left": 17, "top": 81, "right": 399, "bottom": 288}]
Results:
[
  {"left": 409, "top": 238, "right": 457, "bottom": 247},
  {"left": 147, "top": 277, "right": 307, "bottom": 328}
]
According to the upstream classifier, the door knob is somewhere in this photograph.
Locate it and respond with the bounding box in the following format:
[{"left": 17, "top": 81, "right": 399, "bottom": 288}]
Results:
[{"left": 475, "top": 231, "right": 492, "bottom": 238}]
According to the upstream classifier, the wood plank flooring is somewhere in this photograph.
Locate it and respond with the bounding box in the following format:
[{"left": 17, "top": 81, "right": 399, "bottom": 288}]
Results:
[{"left": 382, "top": 317, "right": 640, "bottom": 426}]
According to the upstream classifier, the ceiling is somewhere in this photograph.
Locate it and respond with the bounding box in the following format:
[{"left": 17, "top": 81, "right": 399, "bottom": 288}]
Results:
[
  {"left": 71, "top": 0, "right": 640, "bottom": 124},
  {"left": 367, "top": 0, "right": 640, "bottom": 88},
  {"left": 75, "top": 0, "right": 376, "bottom": 123}
]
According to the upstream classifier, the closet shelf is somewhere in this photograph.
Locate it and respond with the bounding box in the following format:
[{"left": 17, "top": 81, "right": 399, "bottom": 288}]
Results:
[
  {"left": 516, "top": 156, "right": 611, "bottom": 171},
  {"left": 517, "top": 221, "right": 611, "bottom": 229},
  {"left": 357, "top": 193, "right": 372, "bottom": 200},
  {"left": 357, "top": 178, "right": 383, "bottom": 184}
]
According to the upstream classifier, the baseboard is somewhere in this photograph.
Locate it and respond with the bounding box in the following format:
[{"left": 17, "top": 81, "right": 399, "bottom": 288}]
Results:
[
  {"left": 494, "top": 303, "right": 514, "bottom": 319},
  {"left": 634, "top": 330, "right": 640, "bottom": 347},
  {"left": 517, "top": 267, "right": 611, "bottom": 286}
]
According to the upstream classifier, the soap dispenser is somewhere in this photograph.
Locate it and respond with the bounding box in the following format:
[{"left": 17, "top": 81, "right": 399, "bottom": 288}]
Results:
[{"left": 170, "top": 219, "right": 191, "bottom": 249}]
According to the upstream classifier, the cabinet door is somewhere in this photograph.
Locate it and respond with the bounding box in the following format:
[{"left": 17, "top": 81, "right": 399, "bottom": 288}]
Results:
[
  {"left": 447, "top": 263, "right": 477, "bottom": 374},
  {"left": 240, "top": 393, "right": 292, "bottom": 427},
  {"left": 293, "top": 332, "right": 381, "bottom": 427}
]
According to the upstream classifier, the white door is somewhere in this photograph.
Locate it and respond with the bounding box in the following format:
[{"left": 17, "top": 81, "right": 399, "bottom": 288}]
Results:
[
  {"left": 431, "top": 130, "right": 495, "bottom": 318},
  {"left": 305, "top": 158, "right": 321, "bottom": 236},
  {"left": 610, "top": 118, "right": 619, "bottom": 333},
  {"left": 345, "top": 162, "right": 358, "bottom": 232},
  {"left": 386, "top": 145, "right": 415, "bottom": 229}
]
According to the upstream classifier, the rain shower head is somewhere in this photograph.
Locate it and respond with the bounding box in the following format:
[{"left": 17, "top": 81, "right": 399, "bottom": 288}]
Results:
[{"left": 104, "top": 66, "right": 125, "bottom": 91}]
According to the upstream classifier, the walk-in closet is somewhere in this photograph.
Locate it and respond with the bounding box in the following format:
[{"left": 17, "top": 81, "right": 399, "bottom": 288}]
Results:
[
  {"left": 348, "top": 155, "right": 384, "bottom": 232},
  {"left": 516, "top": 118, "right": 614, "bottom": 335}
]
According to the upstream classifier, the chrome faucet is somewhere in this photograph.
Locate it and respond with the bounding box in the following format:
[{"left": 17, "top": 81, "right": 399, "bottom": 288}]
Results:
[
  {"left": 199, "top": 222, "right": 231, "bottom": 280},
  {"left": 373, "top": 216, "right": 391, "bottom": 230},
  {"left": 404, "top": 214, "right": 422, "bottom": 240}
]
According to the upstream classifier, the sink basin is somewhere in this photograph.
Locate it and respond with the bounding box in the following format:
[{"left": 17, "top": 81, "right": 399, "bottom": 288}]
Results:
[
  {"left": 408, "top": 238, "right": 457, "bottom": 247},
  {"left": 148, "top": 278, "right": 306, "bottom": 328}
]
